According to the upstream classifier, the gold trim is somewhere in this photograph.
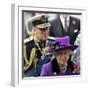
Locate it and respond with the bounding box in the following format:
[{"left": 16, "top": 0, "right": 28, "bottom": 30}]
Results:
[{"left": 24, "top": 45, "right": 36, "bottom": 71}]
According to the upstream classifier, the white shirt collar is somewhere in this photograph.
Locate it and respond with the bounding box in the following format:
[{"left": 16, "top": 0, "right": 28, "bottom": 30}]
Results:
[{"left": 60, "top": 15, "right": 70, "bottom": 28}]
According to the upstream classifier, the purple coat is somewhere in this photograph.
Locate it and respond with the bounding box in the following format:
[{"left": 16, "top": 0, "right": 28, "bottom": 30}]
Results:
[{"left": 40, "top": 61, "right": 79, "bottom": 76}]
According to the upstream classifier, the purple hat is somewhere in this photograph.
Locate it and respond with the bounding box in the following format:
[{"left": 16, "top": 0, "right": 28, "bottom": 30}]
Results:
[{"left": 46, "top": 36, "right": 78, "bottom": 53}]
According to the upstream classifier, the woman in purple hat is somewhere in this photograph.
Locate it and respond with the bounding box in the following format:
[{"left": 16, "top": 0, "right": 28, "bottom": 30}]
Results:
[{"left": 40, "top": 36, "right": 80, "bottom": 76}]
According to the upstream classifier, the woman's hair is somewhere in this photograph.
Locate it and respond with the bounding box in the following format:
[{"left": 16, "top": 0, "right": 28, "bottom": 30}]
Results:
[
  {"left": 53, "top": 48, "right": 73, "bottom": 56},
  {"left": 51, "top": 58, "right": 60, "bottom": 74}
]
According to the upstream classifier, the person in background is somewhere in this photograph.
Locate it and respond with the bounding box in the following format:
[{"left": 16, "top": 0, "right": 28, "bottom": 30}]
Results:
[
  {"left": 49, "top": 14, "right": 80, "bottom": 44},
  {"left": 71, "top": 33, "right": 80, "bottom": 74}
]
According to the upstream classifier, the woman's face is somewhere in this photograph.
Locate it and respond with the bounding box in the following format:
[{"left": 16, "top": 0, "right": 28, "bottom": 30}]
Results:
[{"left": 55, "top": 49, "right": 71, "bottom": 66}]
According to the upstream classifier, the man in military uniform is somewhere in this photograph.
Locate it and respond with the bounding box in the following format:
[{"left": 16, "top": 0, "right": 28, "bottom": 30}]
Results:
[{"left": 24, "top": 14, "right": 51, "bottom": 77}]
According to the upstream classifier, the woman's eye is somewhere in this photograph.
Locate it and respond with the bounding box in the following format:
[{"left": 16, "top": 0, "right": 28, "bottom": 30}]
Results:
[{"left": 64, "top": 52, "right": 67, "bottom": 55}]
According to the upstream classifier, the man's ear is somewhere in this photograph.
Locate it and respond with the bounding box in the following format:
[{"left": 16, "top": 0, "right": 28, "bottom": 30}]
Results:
[
  {"left": 29, "top": 27, "right": 36, "bottom": 36},
  {"left": 32, "top": 27, "right": 36, "bottom": 32},
  {"left": 32, "top": 27, "right": 37, "bottom": 36}
]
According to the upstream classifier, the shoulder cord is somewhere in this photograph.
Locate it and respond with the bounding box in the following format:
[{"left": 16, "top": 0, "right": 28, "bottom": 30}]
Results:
[
  {"left": 24, "top": 45, "right": 36, "bottom": 71},
  {"left": 24, "top": 36, "right": 46, "bottom": 71}
]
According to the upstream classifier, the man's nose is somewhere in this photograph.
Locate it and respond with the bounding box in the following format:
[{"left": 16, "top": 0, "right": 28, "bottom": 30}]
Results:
[{"left": 43, "top": 31, "right": 48, "bottom": 34}]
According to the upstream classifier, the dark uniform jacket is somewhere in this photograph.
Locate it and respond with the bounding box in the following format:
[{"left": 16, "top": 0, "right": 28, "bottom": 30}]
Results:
[{"left": 24, "top": 39, "right": 50, "bottom": 77}]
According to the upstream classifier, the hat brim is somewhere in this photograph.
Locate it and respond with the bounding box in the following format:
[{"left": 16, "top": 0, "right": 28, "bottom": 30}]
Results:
[
  {"left": 57, "top": 45, "right": 78, "bottom": 51},
  {"left": 47, "top": 45, "right": 78, "bottom": 53},
  {"left": 36, "top": 23, "right": 51, "bottom": 29}
]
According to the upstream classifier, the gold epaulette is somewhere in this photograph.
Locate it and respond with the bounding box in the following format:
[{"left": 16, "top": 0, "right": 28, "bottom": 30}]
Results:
[{"left": 24, "top": 36, "right": 34, "bottom": 44}]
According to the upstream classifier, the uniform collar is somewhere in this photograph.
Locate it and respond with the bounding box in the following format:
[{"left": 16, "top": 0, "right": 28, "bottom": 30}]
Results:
[{"left": 34, "top": 35, "right": 46, "bottom": 48}]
